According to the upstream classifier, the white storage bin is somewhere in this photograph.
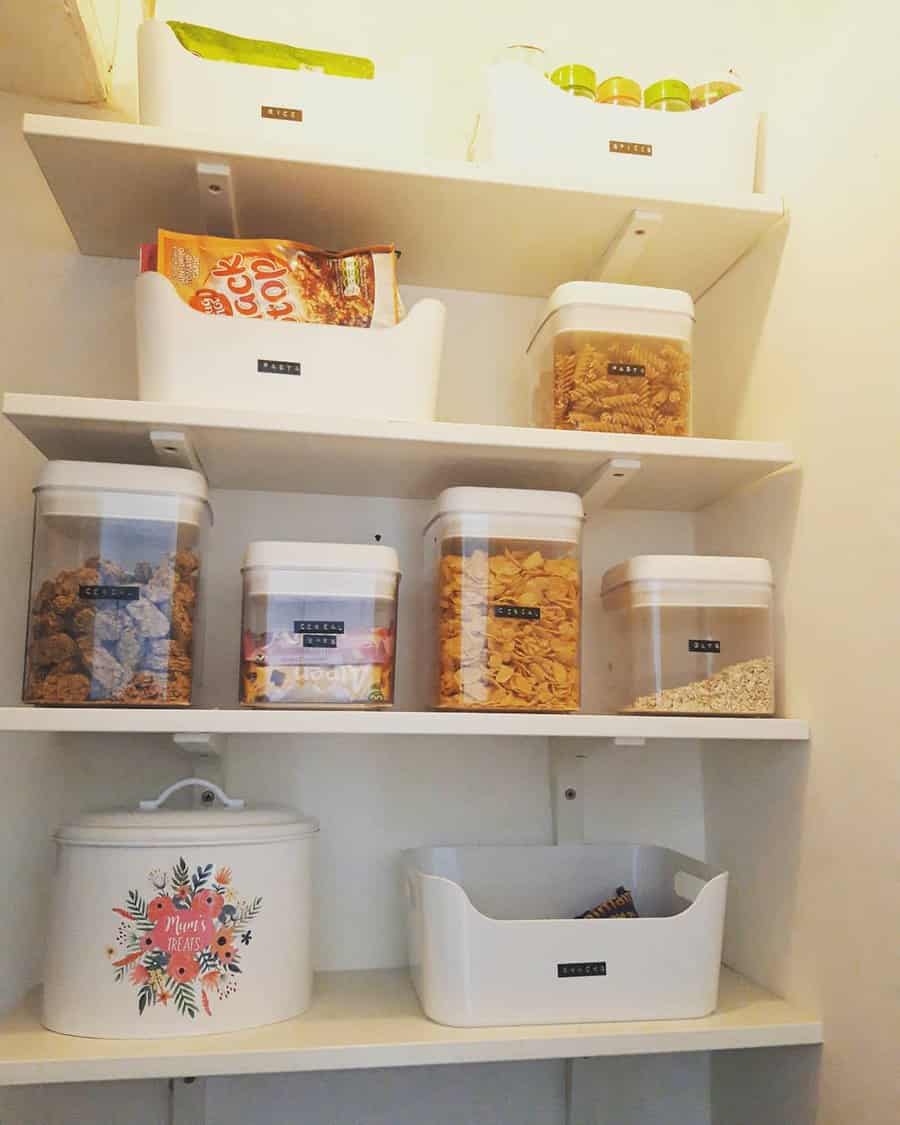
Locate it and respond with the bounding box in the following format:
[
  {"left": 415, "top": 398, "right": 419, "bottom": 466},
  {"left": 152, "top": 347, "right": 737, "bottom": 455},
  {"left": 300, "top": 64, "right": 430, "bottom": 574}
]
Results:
[
  {"left": 241, "top": 541, "right": 400, "bottom": 708},
  {"left": 405, "top": 843, "right": 727, "bottom": 1027},
  {"left": 138, "top": 20, "right": 431, "bottom": 162},
  {"left": 526, "top": 282, "right": 694, "bottom": 435},
  {"left": 43, "top": 778, "right": 318, "bottom": 1039},
  {"left": 136, "top": 272, "right": 446, "bottom": 423},
  {"left": 472, "top": 62, "right": 759, "bottom": 192}
]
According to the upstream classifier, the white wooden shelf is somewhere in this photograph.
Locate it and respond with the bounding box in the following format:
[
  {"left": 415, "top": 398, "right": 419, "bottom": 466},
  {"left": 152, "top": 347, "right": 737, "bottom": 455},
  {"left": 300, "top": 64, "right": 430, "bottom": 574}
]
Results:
[
  {"left": 0, "top": 707, "right": 809, "bottom": 741},
  {"left": 0, "top": 968, "right": 822, "bottom": 1086},
  {"left": 3, "top": 394, "right": 793, "bottom": 510},
  {"left": 22, "top": 114, "right": 784, "bottom": 299}
]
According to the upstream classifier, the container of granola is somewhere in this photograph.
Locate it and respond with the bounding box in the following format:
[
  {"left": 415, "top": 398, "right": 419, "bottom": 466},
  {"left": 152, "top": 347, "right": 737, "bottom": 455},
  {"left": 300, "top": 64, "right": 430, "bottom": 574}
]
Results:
[
  {"left": 426, "top": 488, "right": 583, "bottom": 712},
  {"left": 240, "top": 542, "right": 399, "bottom": 708},
  {"left": 24, "top": 462, "right": 209, "bottom": 707},
  {"left": 600, "top": 555, "right": 775, "bottom": 716},
  {"left": 526, "top": 282, "right": 694, "bottom": 436}
]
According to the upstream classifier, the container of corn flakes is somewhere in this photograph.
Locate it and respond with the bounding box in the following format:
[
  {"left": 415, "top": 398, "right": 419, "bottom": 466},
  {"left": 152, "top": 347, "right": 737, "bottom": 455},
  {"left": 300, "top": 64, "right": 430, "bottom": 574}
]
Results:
[
  {"left": 240, "top": 542, "right": 400, "bottom": 708},
  {"left": 425, "top": 488, "right": 583, "bottom": 712},
  {"left": 526, "top": 282, "right": 694, "bottom": 437}
]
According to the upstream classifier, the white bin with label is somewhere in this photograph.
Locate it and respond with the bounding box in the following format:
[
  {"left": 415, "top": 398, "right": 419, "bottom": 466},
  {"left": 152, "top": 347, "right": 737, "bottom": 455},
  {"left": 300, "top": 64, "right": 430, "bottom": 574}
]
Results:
[{"left": 405, "top": 843, "right": 728, "bottom": 1027}]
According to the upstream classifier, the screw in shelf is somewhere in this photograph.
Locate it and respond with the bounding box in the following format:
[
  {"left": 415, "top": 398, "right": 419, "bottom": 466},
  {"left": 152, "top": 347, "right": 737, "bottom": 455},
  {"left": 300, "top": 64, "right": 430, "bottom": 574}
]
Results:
[
  {"left": 201, "top": 790, "right": 216, "bottom": 805},
  {"left": 564, "top": 787, "right": 577, "bottom": 801}
]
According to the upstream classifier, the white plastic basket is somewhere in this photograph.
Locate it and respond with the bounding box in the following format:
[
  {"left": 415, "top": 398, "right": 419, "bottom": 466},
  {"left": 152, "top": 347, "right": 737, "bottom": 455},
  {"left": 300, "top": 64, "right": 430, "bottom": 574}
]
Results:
[
  {"left": 405, "top": 843, "right": 727, "bottom": 1027},
  {"left": 138, "top": 20, "right": 431, "bottom": 162},
  {"left": 472, "top": 63, "right": 759, "bottom": 193},
  {"left": 136, "top": 272, "right": 446, "bottom": 422}
]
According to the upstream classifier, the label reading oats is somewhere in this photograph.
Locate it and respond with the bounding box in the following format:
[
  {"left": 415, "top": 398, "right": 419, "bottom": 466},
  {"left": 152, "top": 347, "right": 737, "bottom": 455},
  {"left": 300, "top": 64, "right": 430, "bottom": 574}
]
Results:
[
  {"left": 494, "top": 605, "right": 541, "bottom": 621},
  {"left": 303, "top": 634, "right": 338, "bottom": 649},
  {"left": 689, "top": 639, "right": 721, "bottom": 654},
  {"left": 79, "top": 585, "right": 139, "bottom": 602},
  {"left": 261, "top": 105, "right": 303, "bottom": 122},
  {"left": 609, "top": 140, "right": 653, "bottom": 156},
  {"left": 608, "top": 362, "right": 646, "bottom": 377}
]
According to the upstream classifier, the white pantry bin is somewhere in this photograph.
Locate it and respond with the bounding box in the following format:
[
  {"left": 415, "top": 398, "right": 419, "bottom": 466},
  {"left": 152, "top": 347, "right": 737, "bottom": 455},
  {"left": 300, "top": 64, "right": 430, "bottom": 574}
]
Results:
[
  {"left": 136, "top": 272, "right": 446, "bottom": 423},
  {"left": 405, "top": 843, "right": 727, "bottom": 1027},
  {"left": 43, "top": 778, "right": 318, "bottom": 1039}
]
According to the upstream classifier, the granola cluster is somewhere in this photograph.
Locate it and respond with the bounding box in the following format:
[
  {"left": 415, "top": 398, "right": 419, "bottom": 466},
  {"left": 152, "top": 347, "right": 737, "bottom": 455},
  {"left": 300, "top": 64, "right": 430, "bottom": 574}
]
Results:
[
  {"left": 24, "top": 550, "right": 200, "bottom": 706},
  {"left": 436, "top": 545, "right": 580, "bottom": 711}
]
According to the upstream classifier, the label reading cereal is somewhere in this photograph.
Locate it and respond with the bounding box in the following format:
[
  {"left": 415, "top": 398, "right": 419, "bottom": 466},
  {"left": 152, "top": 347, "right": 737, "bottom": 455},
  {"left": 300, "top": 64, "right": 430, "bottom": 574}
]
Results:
[
  {"left": 79, "top": 585, "right": 140, "bottom": 602},
  {"left": 493, "top": 605, "right": 542, "bottom": 620},
  {"left": 293, "top": 621, "right": 345, "bottom": 634}
]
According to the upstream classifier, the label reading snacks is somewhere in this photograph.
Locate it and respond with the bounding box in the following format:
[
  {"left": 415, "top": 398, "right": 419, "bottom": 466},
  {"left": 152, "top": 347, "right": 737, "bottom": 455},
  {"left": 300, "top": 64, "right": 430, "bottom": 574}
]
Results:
[
  {"left": 294, "top": 621, "right": 345, "bottom": 634},
  {"left": 261, "top": 105, "right": 303, "bottom": 122},
  {"left": 79, "top": 585, "right": 139, "bottom": 602},
  {"left": 608, "top": 362, "right": 646, "bottom": 377},
  {"left": 609, "top": 140, "right": 653, "bottom": 156},
  {"left": 303, "top": 634, "right": 338, "bottom": 649},
  {"left": 689, "top": 639, "right": 721, "bottom": 653},
  {"left": 258, "top": 358, "right": 302, "bottom": 376},
  {"left": 494, "top": 605, "right": 542, "bottom": 621},
  {"left": 558, "top": 961, "right": 607, "bottom": 978}
]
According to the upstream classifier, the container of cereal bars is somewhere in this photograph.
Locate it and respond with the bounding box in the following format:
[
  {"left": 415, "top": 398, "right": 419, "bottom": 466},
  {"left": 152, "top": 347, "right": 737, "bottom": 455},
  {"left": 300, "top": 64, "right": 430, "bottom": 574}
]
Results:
[
  {"left": 240, "top": 542, "right": 399, "bottom": 708},
  {"left": 526, "top": 282, "right": 693, "bottom": 436},
  {"left": 601, "top": 556, "right": 775, "bottom": 716},
  {"left": 425, "top": 488, "right": 583, "bottom": 712},
  {"left": 23, "top": 462, "right": 209, "bottom": 707}
]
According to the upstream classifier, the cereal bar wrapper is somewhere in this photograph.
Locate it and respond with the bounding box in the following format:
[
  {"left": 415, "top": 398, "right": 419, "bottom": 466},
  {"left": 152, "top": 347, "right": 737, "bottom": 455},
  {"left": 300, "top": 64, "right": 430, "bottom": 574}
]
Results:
[
  {"left": 578, "top": 886, "right": 639, "bottom": 920},
  {"left": 156, "top": 230, "right": 404, "bottom": 328}
]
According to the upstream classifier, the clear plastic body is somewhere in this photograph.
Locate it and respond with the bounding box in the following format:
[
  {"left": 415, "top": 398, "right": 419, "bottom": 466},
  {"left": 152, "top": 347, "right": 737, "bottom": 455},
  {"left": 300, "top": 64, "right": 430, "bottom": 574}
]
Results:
[
  {"left": 606, "top": 600, "right": 775, "bottom": 716},
  {"left": 501, "top": 45, "right": 546, "bottom": 71},
  {"left": 428, "top": 520, "right": 581, "bottom": 712},
  {"left": 240, "top": 583, "right": 399, "bottom": 708},
  {"left": 537, "top": 328, "right": 692, "bottom": 436},
  {"left": 24, "top": 500, "right": 205, "bottom": 706},
  {"left": 646, "top": 96, "right": 690, "bottom": 111}
]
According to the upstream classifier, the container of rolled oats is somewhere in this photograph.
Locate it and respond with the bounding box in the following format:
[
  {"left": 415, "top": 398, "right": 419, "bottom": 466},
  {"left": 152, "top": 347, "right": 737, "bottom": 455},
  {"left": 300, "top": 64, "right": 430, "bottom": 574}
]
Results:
[
  {"left": 601, "top": 555, "right": 775, "bottom": 716},
  {"left": 425, "top": 487, "right": 583, "bottom": 712}
]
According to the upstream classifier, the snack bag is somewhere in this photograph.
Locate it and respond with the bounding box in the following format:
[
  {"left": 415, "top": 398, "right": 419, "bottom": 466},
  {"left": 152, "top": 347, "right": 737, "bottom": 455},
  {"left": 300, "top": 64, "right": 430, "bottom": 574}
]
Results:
[
  {"left": 578, "top": 886, "right": 639, "bottom": 919},
  {"left": 156, "top": 230, "right": 403, "bottom": 328}
]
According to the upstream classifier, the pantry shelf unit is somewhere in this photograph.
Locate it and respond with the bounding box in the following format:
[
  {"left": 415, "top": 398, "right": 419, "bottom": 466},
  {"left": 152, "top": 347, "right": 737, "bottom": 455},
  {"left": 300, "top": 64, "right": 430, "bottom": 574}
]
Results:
[
  {"left": 22, "top": 113, "right": 784, "bottom": 299},
  {"left": 0, "top": 707, "right": 809, "bottom": 741},
  {"left": 2, "top": 394, "right": 793, "bottom": 511},
  {"left": 0, "top": 967, "right": 822, "bottom": 1086}
]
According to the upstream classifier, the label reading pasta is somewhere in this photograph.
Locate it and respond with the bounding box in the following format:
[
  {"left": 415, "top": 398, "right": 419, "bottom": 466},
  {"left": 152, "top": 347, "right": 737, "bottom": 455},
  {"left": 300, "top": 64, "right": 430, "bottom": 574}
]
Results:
[
  {"left": 261, "top": 105, "right": 303, "bottom": 122},
  {"left": 294, "top": 621, "right": 345, "bottom": 634},
  {"left": 608, "top": 362, "right": 646, "bottom": 377},
  {"left": 609, "top": 140, "right": 652, "bottom": 156},
  {"left": 258, "top": 358, "right": 302, "bottom": 376},
  {"left": 303, "top": 634, "right": 338, "bottom": 649},
  {"left": 79, "top": 585, "right": 139, "bottom": 602},
  {"left": 689, "top": 639, "right": 721, "bottom": 653},
  {"left": 493, "top": 605, "right": 541, "bottom": 621}
]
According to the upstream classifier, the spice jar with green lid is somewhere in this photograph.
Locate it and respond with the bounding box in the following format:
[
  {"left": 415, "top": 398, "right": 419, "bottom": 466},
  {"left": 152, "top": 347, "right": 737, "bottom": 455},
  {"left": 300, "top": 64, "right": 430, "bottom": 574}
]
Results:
[
  {"left": 644, "top": 78, "right": 691, "bottom": 112},
  {"left": 550, "top": 64, "right": 597, "bottom": 99},
  {"left": 595, "top": 76, "right": 641, "bottom": 107}
]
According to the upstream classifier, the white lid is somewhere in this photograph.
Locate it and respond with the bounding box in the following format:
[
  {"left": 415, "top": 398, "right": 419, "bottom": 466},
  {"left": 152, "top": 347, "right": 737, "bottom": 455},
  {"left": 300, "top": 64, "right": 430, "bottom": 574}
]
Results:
[
  {"left": 35, "top": 461, "right": 209, "bottom": 504},
  {"left": 243, "top": 541, "right": 400, "bottom": 574},
  {"left": 601, "top": 555, "right": 773, "bottom": 595},
  {"left": 432, "top": 487, "right": 584, "bottom": 520},
  {"left": 528, "top": 282, "right": 694, "bottom": 352}
]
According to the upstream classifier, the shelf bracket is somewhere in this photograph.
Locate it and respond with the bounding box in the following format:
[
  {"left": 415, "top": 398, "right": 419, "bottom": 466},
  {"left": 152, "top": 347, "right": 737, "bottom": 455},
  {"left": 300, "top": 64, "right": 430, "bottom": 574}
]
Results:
[
  {"left": 550, "top": 744, "right": 587, "bottom": 845},
  {"left": 613, "top": 736, "right": 646, "bottom": 747},
  {"left": 579, "top": 457, "right": 641, "bottom": 510},
  {"left": 590, "top": 208, "right": 663, "bottom": 284},
  {"left": 174, "top": 733, "right": 226, "bottom": 795},
  {"left": 169, "top": 1076, "right": 207, "bottom": 1125},
  {"left": 196, "top": 161, "right": 238, "bottom": 238},
  {"left": 149, "top": 430, "right": 206, "bottom": 476}
]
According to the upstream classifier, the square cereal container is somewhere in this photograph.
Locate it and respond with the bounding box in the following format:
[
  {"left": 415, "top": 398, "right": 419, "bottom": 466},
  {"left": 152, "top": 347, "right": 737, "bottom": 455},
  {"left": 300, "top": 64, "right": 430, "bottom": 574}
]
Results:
[{"left": 526, "top": 282, "right": 694, "bottom": 436}]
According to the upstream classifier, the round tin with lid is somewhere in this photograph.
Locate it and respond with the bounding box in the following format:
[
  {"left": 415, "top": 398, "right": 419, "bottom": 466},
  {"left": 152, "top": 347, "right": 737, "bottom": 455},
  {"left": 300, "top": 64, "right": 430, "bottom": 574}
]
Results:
[{"left": 43, "top": 779, "right": 318, "bottom": 1039}]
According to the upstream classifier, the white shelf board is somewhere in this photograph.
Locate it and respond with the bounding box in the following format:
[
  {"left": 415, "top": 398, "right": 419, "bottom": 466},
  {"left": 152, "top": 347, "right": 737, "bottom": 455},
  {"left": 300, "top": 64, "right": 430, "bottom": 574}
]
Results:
[
  {"left": 0, "top": 707, "right": 809, "bottom": 741},
  {"left": 2, "top": 394, "right": 793, "bottom": 511},
  {"left": 0, "top": 968, "right": 822, "bottom": 1085},
  {"left": 22, "top": 114, "right": 784, "bottom": 299}
]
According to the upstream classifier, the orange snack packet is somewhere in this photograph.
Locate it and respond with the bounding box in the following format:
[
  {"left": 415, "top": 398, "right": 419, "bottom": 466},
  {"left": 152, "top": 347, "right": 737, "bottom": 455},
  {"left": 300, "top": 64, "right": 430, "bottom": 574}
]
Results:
[{"left": 156, "top": 230, "right": 403, "bottom": 328}]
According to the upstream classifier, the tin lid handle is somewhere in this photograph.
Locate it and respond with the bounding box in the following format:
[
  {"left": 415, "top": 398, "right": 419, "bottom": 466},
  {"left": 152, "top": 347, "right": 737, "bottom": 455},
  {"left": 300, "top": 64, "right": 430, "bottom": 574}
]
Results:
[{"left": 139, "top": 777, "right": 245, "bottom": 811}]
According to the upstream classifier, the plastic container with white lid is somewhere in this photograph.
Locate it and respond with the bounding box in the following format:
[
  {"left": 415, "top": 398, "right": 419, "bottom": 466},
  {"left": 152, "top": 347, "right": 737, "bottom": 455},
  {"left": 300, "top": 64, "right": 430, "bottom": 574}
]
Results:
[
  {"left": 43, "top": 777, "right": 318, "bottom": 1039},
  {"left": 24, "top": 461, "right": 210, "bottom": 707},
  {"left": 526, "top": 282, "right": 694, "bottom": 437},
  {"left": 601, "top": 555, "right": 775, "bottom": 716},
  {"left": 425, "top": 487, "right": 583, "bottom": 712},
  {"left": 240, "top": 541, "right": 401, "bottom": 708}
]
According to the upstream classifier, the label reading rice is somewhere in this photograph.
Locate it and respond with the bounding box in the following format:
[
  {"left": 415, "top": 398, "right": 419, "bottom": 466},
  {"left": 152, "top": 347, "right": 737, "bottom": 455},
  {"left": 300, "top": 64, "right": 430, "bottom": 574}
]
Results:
[{"left": 261, "top": 105, "right": 303, "bottom": 122}]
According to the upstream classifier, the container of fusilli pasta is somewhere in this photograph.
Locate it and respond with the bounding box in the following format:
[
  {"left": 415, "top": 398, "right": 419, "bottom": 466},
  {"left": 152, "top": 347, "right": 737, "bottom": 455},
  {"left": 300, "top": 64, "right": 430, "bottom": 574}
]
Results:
[{"left": 526, "top": 283, "right": 694, "bottom": 437}]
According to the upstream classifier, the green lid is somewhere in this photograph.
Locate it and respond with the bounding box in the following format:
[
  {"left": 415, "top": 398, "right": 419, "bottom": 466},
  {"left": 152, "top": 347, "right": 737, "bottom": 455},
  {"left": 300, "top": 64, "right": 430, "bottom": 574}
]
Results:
[
  {"left": 644, "top": 78, "right": 691, "bottom": 106},
  {"left": 595, "top": 75, "right": 641, "bottom": 103},
  {"left": 551, "top": 63, "right": 597, "bottom": 91}
]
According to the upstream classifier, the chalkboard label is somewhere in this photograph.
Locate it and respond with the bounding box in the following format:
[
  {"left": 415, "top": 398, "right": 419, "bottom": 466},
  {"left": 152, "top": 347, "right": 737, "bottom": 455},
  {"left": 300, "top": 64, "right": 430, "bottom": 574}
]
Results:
[
  {"left": 294, "top": 621, "right": 345, "bottom": 634},
  {"left": 258, "top": 358, "right": 302, "bottom": 376},
  {"left": 689, "top": 639, "right": 721, "bottom": 653},
  {"left": 261, "top": 105, "right": 303, "bottom": 122},
  {"left": 558, "top": 961, "right": 607, "bottom": 978},
  {"left": 79, "top": 585, "right": 139, "bottom": 602},
  {"left": 303, "top": 634, "right": 338, "bottom": 649},
  {"left": 608, "top": 362, "right": 646, "bottom": 377},
  {"left": 609, "top": 140, "right": 652, "bottom": 156},
  {"left": 494, "top": 605, "right": 541, "bottom": 621}
]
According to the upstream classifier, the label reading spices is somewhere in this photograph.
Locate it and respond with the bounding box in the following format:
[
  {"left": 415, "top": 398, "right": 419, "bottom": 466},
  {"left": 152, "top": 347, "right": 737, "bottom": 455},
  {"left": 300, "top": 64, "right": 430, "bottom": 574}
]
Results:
[
  {"left": 261, "top": 105, "right": 303, "bottom": 122},
  {"left": 294, "top": 621, "right": 345, "bottom": 634},
  {"left": 494, "top": 605, "right": 541, "bottom": 621},
  {"left": 608, "top": 362, "right": 646, "bottom": 377},
  {"left": 303, "top": 634, "right": 338, "bottom": 649},
  {"left": 79, "top": 585, "right": 139, "bottom": 602},
  {"left": 689, "top": 639, "right": 721, "bottom": 654},
  {"left": 258, "top": 358, "right": 302, "bottom": 376},
  {"left": 609, "top": 140, "right": 652, "bottom": 156},
  {"left": 558, "top": 961, "right": 607, "bottom": 978}
]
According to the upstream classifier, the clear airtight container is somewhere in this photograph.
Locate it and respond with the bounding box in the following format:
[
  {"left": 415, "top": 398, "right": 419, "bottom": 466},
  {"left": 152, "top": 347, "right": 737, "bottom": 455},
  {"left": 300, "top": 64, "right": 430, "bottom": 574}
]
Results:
[
  {"left": 24, "top": 462, "right": 209, "bottom": 706},
  {"left": 425, "top": 488, "right": 583, "bottom": 712},
  {"left": 240, "top": 542, "right": 400, "bottom": 708},
  {"left": 527, "top": 282, "right": 694, "bottom": 437},
  {"left": 601, "top": 556, "right": 775, "bottom": 716}
]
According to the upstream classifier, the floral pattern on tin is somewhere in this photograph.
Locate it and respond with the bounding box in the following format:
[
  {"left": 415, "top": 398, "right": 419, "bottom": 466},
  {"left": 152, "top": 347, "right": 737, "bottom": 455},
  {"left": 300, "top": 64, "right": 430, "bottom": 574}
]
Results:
[{"left": 108, "top": 858, "right": 262, "bottom": 1019}]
